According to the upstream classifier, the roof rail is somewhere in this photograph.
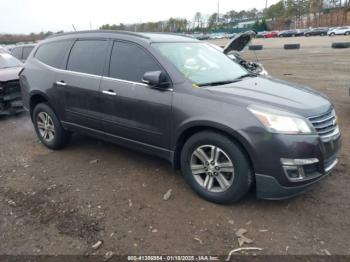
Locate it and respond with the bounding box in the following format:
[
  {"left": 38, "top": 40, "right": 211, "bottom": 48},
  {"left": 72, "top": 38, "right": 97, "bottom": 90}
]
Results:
[
  {"left": 146, "top": 32, "right": 195, "bottom": 39},
  {"left": 46, "top": 30, "right": 151, "bottom": 40}
]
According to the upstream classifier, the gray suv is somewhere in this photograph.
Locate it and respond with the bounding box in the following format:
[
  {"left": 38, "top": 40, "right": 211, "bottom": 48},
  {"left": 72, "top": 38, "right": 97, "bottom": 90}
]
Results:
[{"left": 20, "top": 31, "right": 341, "bottom": 204}]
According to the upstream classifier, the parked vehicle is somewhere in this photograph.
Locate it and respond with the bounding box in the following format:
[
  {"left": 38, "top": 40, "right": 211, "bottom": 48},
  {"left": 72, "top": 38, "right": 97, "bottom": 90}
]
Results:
[
  {"left": 278, "top": 30, "right": 300, "bottom": 37},
  {"left": 20, "top": 31, "right": 341, "bottom": 203},
  {"left": 0, "top": 53, "right": 23, "bottom": 115},
  {"left": 0, "top": 47, "right": 8, "bottom": 53},
  {"left": 264, "top": 31, "right": 279, "bottom": 38},
  {"left": 193, "top": 34, "right": 210, "bottom": 40},
  {"left": 227, "top": 33, "right": 237, "bottom": 39},
  {"left": 209, "top": 33, "right": 227, "bottom": 39},
  {"left": 11, "top": 44, "right": 36, "bottom": 62},
  {"left": 304, "top": 28, "right": 329, "bottom": 37},
  {"left": 256, "top": 31, "right": 268, "bottom": 38},
  {"left": 328, "top": 26, "right": 350, "bottom": 36}
]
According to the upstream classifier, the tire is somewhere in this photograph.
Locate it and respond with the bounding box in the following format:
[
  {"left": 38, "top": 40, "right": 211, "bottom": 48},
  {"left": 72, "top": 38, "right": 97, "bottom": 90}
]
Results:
[
  {"left": 305, "top": 33, "right": 310, "bottom": 37},
  {"left": 248, "top": 45, "right": 263, "bottom": 51},
  {"left": 330, "top": 33, "right": 335, "bottom": 36},
  {"left": 33, "top": 103, "right": 71, "bottom": 149},
  {"left": 180, "top": 131, "right": 253, "bottom": 204},
  {"left": 284, "top": 44, "right": 301, "bottom": 50},
  {"left": 331, "top": 42, "right": 350, "bottom": 49},
  {"left": 345, "top": 31, "right": 350, "bottom": 36}
]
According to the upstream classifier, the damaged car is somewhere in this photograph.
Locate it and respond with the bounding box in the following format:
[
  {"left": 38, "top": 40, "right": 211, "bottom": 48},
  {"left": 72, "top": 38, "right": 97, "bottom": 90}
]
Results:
[
  {"left": 211, "top": 30, "right": 267, "bottom": 75},
  {"left": 0, "top": 53, "right": 23, "bottom": 115}
]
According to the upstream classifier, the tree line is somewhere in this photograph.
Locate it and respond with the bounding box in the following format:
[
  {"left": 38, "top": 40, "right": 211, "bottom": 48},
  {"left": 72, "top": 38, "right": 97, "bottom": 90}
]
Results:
[
  {"left": 0, "top": 31, "right": 61, "bottom": 45},
  {"left": 100, "top": 0, "right": 350, "bottom": 33},
  {"left": 1, "top": 0, "right": 350, "bottom": 44}
]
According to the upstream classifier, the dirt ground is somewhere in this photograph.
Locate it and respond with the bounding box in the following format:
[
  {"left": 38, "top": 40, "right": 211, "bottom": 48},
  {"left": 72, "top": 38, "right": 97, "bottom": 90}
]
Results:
[{"left": 1, "top": 37, "right": 350, "bottom": 256}]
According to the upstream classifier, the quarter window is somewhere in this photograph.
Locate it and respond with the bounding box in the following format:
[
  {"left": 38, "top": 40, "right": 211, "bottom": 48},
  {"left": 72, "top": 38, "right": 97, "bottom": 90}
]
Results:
[
  {"left": 67, "top": 40, "right": 108, "bottom": 76},
  {"left": 35, "top": 40, "right": 71, "bottom": 68},
  {"left": 109, "top": 41, "right": 161, "bottom": 82},
  {"left": 22, "top": 46, "right": 34, "bottom": 60},
  {"left": 11, "top": 47, "right": 22, "bottom": 60}
]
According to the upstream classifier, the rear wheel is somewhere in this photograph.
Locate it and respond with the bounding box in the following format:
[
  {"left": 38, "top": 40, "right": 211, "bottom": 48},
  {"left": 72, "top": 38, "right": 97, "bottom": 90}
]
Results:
[
  {"left": 33, "top": 103, "right": 71, "bottom": 149},
  {"left": 345, "top": 31, "right": 350, "bottom": 35},
  {"left": 305, "top": 33, "right": 310, "bottom": 37},
  {"left": 330, "top": 32, "right": 335, "bottom": 36},
  {"left": 180, "top": 131, "right": 252, "bottom": 204}
]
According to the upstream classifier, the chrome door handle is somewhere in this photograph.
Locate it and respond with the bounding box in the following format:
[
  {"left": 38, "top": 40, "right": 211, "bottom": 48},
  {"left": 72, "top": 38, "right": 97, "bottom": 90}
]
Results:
[
  {"left": 56, "top": 81, "right": 67, "bottom": 86},
  {"left": 102, "top": 90, "right": 117, "bottom": 96}
]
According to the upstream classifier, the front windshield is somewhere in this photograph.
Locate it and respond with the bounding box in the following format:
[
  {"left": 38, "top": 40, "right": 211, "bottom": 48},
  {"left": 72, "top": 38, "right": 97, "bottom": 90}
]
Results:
[
  {"left": 0, "top": 53, "right": 22, "bottom": 69},
  {"left": 153, "top": 42, "right": 247, "bottom": 85}
]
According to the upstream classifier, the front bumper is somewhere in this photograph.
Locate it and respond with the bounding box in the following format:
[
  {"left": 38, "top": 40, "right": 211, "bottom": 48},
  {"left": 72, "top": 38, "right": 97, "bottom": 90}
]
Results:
[
  {"left": 256, "top": 156, "right": 338, "bottom": 200},
  {"left": 248, "top": 130, "right": 341, "bottom": 200}
]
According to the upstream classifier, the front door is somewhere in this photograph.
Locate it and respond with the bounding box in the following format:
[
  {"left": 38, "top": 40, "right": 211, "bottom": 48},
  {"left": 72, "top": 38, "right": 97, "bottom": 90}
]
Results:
[{"left": 99, "top": 41, "right": 172, "bottom": 149}]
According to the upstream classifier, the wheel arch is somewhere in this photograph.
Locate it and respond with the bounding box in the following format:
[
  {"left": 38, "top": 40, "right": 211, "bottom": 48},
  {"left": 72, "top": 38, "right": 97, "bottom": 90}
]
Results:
[
  {"left": 172, "top": 122, "right": 256, "bottom": 174},
  {"left": 29, "top": 91, "right": 51, "bottom": 120}
]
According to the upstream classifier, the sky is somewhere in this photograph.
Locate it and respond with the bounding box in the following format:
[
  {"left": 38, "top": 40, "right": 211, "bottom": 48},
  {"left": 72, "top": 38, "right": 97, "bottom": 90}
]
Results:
[{"left": 0, "top": 0, "right": 280, "bottom": 34}]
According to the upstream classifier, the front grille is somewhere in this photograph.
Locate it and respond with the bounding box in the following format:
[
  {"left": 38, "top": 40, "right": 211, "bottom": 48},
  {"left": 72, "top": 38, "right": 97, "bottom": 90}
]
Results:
[{"left": 308, "top": 109, "right": 338, "bottom": 138}]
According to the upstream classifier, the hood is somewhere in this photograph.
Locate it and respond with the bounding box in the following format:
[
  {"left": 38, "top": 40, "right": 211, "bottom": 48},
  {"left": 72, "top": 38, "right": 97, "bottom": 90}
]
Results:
[
  {"left": 223, "top": 30, "right": 256, "bottom": 54},
  {"left": 0, "top": 67, "right": 22, "bottom": 82},
  {"left": 206, "top": 76, "right": 331, "bottom": 117}
]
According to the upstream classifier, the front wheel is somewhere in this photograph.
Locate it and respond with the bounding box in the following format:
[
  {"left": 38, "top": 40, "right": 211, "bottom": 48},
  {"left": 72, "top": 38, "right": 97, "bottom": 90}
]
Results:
[
  {"left": 33, "top": 103, "right": 71, "bottom": 149},
  {"left": 345, "top": 31, "right": 350, "bottom": 35},
  {"left": 181, "top": 131, "right": 253, "bottom": 204}
]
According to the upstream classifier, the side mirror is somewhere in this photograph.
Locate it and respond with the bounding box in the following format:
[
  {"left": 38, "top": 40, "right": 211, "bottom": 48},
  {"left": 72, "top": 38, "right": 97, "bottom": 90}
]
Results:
[{"left": 142, "top": 71, "right": 169, "bottom": 88}]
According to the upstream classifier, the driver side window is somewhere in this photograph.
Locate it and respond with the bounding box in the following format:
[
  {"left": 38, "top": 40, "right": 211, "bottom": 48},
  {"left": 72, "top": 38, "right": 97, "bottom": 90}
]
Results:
[{"left": 109, "top": 41, "right": 161, "bottom": 83}]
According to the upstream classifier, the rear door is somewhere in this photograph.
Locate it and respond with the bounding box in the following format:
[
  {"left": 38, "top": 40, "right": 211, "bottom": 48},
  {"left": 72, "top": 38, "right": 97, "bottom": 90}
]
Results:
[
  {"left": 55, "top": 39, "right": 109, "bottom": 130},
  {"left": 99, "top": 41, "right": 172, "bottom": 149}
]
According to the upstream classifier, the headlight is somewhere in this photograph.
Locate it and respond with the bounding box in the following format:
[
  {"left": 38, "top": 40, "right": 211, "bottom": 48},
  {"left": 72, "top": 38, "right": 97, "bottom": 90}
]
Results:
[{"left": 248, "top": 105, "right": 315, "bottom": 134}]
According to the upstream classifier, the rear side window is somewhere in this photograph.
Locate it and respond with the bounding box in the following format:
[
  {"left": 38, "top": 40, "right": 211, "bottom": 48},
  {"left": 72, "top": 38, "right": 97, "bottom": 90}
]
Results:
[
  {"left": 11, "top": 47, "right": 22, "bottom": 60},
  {"left": 109, "top": 41, "right": 161, "bottom": 82},
  {"left": 35, "top": 41, "right": 71, "bottom": 68},
  {"left": 22, "top": 46, "right": 34, "bottom": 60},
  {"left": 67, "top": 40, "right": 108, "bottom": 76}
]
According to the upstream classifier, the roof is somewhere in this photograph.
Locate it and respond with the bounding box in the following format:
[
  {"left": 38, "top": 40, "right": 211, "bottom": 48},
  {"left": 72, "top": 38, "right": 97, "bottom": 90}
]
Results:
[
  {"left": 138, "top": 33, "right": 197, "bottom": 42},
  {"left": 47, "top": 30, "right": 198, "bottom": 43}
]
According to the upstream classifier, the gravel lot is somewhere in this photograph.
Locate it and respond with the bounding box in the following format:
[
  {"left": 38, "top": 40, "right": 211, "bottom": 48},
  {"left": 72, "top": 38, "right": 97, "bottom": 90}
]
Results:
[
  {"left": 210, "top": 35, "right": 350, "bottom": 49},
  {"left": 1, "top": 37, "right": 350, "bottom": 256}
]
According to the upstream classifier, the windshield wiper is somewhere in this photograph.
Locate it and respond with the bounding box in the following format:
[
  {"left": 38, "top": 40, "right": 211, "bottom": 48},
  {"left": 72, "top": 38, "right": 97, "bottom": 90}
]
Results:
[
  {"left": 198, "top": 73, "right": 258, "bottom": 87},
  {"left": 236, "top": 73, "right": 258, "bottom": 80},
  {"left": 197, "top": 79, "right": 239, "bottom": 87}
]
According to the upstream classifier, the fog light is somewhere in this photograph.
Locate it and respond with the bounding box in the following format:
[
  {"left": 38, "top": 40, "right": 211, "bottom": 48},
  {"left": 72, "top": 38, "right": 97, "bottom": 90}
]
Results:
[
  {"left": 281, "top": 158, "right": 319, "bottom": 182},
  {"left": 285, "top": 167, "right": 300, "bottom": 179},
  {"left": 283, "top": 165, "right": 305, "bottom": 181}
]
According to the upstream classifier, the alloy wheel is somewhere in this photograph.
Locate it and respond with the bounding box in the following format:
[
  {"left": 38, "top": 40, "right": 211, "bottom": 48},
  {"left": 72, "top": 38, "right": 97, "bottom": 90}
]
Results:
[
  {"left": 190, "top": 145, "right": 235, "bottom": 193},
  {"left": 37, "top": 112, "right": 55, "bottom": 142}
]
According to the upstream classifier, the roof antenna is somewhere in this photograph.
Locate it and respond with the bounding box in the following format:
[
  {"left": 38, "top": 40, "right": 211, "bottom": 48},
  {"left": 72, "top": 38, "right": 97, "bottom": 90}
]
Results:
[{"left": 72, "top": 24, "right": 77, "bottom": 32}]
